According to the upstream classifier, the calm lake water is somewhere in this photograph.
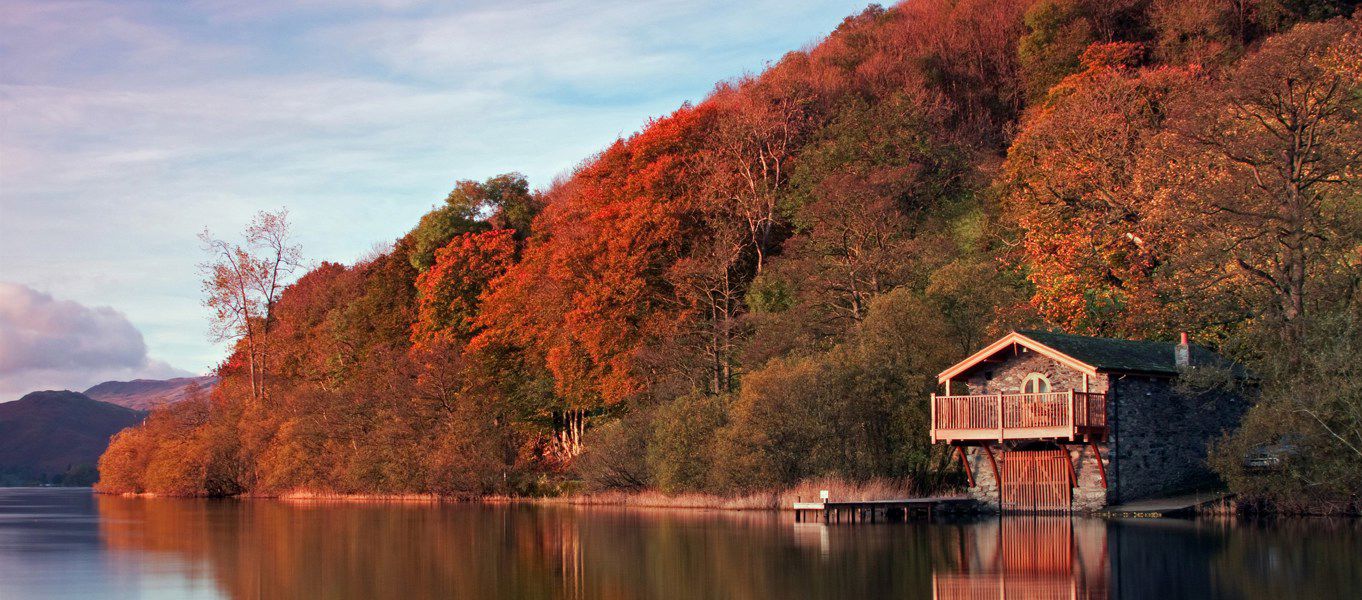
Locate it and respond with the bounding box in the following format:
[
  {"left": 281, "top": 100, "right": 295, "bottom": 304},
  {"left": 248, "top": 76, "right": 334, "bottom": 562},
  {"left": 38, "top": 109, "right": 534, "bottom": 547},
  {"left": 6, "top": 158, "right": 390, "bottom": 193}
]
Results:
[{"left": 0, "top": 488, "right": 1358, "bottom": 599}]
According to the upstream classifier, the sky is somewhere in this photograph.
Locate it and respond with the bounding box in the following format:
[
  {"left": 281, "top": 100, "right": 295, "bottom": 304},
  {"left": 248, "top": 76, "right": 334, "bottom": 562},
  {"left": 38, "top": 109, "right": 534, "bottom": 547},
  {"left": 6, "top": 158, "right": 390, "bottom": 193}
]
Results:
[{"left": 0, "top": 0, "right": 871, "bottom": 398}]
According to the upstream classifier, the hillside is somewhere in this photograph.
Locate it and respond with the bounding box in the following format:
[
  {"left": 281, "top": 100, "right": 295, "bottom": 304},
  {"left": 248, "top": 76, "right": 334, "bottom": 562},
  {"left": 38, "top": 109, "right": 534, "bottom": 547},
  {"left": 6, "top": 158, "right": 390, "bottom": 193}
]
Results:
[
  {"left": 0, "top": 391, "right": 146, "bottom": 486},
  {"left": 96, "top": 1, "right": 1362, "bottom": 512},
  {"left": 85, "top": 376, "right": 218, "bottom": 411}
]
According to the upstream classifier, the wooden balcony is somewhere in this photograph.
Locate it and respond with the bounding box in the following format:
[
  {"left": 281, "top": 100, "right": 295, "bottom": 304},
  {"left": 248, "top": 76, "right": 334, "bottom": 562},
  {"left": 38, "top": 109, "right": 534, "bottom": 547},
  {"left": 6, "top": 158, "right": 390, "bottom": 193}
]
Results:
[{"left": 931, "top": 391, "right": 1107, "bottom": 444}]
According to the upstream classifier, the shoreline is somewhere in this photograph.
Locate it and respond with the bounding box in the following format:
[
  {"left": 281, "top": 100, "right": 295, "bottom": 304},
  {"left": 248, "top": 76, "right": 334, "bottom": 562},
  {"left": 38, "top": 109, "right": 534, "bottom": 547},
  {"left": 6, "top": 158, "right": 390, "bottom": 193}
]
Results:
[
  {"left": 88, "top": 487, "right": 1358, "bottom": 517},
  {"left": 97, "top": 489, "right": 827, "bottom": 511},
  {"left": 94, "top": 478, "right": 933, "bottom": 512}
]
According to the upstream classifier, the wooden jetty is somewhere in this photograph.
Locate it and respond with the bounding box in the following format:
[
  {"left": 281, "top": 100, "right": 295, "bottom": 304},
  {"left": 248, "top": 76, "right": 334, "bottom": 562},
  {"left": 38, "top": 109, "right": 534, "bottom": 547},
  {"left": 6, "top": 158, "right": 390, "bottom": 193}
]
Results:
[{"left": 792, "top": 497, "right": 973, "bottom": 523}]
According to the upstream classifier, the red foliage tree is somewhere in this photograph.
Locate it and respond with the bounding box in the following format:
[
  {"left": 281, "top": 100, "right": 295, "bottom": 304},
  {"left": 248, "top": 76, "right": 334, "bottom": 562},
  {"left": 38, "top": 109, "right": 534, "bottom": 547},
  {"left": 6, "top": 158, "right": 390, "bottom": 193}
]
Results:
[
  {"left": 476, "top": 105, "right": 718, "bottom": 407},
  {"left": 412, "top": 229, "right": 518, "bottom": 348}
]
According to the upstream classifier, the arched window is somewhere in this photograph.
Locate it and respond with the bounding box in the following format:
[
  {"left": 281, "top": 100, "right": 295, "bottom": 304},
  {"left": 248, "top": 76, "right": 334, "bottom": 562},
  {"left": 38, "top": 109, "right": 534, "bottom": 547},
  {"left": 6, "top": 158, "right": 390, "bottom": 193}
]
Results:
[{"left": 1022, "top": 373, "right": 1050, "bottom": 394}]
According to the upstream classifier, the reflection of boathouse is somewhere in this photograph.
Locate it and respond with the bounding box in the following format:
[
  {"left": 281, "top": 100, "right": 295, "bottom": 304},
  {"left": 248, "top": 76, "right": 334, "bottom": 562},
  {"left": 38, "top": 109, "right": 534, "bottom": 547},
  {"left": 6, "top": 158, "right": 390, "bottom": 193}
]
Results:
[
  {"left": 931, "top": 331, "right": 1246, "bottom": 511},
  {"left": 933, "top": 518, "right": 1108, "bottom": 600}
]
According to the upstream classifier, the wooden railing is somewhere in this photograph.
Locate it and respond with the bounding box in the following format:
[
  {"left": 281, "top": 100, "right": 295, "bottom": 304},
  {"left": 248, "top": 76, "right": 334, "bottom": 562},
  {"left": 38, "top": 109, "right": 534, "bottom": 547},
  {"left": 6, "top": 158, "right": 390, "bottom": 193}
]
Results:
[{"left": 931, "top": 391, "right": 1106, "bottom": 443}]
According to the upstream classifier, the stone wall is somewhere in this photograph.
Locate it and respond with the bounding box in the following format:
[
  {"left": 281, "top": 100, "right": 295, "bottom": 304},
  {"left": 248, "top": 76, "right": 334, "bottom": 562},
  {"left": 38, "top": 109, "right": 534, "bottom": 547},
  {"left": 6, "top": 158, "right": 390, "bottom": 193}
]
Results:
[
  {"left": 961, "top": 446, "right": 1001, "bottom": 510},
  {"left": 1107, "top": 374, "right": 1249, "bottom": 503}
]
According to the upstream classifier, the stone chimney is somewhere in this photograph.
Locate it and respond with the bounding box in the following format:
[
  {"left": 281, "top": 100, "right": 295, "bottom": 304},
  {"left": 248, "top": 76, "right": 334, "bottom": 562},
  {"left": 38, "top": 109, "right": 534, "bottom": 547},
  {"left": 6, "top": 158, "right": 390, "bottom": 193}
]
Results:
[{"left": 1175, "top": 332, "right": 1190, "bottom": 368}]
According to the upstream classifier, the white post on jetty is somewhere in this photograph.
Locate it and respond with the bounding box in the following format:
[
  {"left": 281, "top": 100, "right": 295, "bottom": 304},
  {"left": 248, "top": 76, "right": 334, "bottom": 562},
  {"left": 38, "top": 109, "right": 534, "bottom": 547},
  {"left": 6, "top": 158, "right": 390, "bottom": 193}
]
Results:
[{"left": 793, "top": 490, "right": 831, "bottom": 523}]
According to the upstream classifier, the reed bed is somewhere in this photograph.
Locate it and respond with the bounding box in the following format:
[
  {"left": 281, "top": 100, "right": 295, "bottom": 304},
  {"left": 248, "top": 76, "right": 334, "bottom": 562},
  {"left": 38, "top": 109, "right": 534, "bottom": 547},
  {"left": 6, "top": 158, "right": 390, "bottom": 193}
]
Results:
[{"left": 549, "top": 477, "right": 933, "bottom": 511}]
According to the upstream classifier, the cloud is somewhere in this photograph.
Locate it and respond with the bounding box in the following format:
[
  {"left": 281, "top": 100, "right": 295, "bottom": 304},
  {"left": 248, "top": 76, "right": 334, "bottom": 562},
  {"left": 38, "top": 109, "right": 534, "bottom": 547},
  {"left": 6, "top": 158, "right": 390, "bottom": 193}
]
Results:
[
  {"left": 0, "top": 0, "right": 868, "bottom": 374},
  {"left": 0, "top": 282, "right": 194, "bottom": 399}
]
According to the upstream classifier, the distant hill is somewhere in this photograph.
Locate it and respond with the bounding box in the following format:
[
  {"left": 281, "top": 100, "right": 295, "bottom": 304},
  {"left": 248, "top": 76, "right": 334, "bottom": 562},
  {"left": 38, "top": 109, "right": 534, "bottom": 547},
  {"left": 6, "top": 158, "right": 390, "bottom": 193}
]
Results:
[
  {"left": 0, "top": 391, "right": 146, "bottom": 486},
  {"left": 84, "top": 375, "right": 218, "bottom": 410}
]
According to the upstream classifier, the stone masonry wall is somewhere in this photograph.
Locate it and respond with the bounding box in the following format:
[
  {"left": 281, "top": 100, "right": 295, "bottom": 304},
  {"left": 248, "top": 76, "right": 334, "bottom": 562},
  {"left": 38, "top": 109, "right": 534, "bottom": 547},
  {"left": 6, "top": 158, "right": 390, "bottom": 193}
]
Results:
[
  {"left": 963, "top": 350, "right": 1108, "bottom": 396},
  {"left": 1107, "top": 374, "right": 1248, "bottom": 503}
]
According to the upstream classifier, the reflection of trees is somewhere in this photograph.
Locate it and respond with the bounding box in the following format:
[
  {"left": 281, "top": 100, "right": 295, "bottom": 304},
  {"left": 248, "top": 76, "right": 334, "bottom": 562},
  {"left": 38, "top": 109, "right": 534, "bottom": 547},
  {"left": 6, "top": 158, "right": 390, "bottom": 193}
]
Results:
[
  {"left": 98, "top": 497, "right": 572, "bottom": 599},
  {"left": 1109, "top": 517, "right": 1362, "bottom": 599},
  {"left": 933, "top": 517, "right": 1109, "bottom": 600},
  {"left": 1208, "top": 519, "right": 1362, "bottom": 600},
  {"left": 98, "top": 498, "right": 959, "bottom": 599}
]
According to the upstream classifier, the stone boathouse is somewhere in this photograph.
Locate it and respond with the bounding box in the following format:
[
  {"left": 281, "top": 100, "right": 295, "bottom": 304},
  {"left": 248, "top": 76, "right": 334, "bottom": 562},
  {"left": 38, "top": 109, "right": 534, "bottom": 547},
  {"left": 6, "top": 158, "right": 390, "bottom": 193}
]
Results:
[{"left": 930, "top": 330, "right": 1248, "bottom": 512}]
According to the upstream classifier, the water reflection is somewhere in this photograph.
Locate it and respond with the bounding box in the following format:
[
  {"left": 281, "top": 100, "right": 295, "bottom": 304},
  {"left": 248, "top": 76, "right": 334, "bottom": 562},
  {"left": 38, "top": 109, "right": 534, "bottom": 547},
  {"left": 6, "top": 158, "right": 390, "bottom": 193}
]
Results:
[
  {"left": 932, "top": 518, "right": 1108, "bottom": 599},
  {"left": 3, "top": 491, "right": 1353, "bottom": 599}
]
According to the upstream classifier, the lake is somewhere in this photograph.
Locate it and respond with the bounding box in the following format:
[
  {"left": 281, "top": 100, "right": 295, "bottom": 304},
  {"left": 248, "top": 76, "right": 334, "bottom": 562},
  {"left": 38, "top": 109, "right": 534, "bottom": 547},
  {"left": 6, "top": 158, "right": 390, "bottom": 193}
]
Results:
[{"left": 0, "top": 487, "right": 1357, "bottom": 599}]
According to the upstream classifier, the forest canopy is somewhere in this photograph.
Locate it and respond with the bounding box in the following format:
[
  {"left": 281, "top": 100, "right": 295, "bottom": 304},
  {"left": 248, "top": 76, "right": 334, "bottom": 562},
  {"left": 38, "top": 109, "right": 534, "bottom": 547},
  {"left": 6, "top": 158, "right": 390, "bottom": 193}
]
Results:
[{"left": 99, "top": 1, "right": 1362, "bottom": 512}]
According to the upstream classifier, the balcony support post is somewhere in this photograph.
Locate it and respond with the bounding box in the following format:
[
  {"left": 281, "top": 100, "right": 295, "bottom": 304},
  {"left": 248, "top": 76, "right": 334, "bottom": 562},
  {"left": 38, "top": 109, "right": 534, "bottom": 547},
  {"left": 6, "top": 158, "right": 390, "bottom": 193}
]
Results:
[
  {"left": 983, "top": 444, "right": 1001, "bottom": 487},
  {"left": 955, "top": 445, "right": 975, "bottom": 487}
]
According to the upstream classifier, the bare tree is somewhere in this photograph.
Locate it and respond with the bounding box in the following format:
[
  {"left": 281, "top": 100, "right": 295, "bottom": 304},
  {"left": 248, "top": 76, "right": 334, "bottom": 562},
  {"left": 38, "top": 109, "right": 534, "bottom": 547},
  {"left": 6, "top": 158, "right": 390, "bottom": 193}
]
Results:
[
  {"left": 200, "top": 209, "right": 303, "bottom": 401},
  {"left": 704, "top": 79, "right": 810, "bottom": 274}
]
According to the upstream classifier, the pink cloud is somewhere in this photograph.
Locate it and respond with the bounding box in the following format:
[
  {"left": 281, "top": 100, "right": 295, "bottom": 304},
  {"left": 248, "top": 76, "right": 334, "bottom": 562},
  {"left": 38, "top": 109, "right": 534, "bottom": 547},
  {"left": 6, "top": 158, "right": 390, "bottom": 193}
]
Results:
[{"left": 0, "top": 282, "right": 193, "bottom": 398}]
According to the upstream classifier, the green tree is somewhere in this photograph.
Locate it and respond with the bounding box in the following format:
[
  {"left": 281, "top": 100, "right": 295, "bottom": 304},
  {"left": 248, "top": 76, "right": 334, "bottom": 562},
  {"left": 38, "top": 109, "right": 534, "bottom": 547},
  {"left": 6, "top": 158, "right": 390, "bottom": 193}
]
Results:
[
  {"left": 646, "top": 394, "right": 727, "bottom": 493},
  {"left": 406, "top": 173, "right": 537, "bottom": 271},
  {"left": 1210, "top": 314, "right": 1362, "bottom": 513}
]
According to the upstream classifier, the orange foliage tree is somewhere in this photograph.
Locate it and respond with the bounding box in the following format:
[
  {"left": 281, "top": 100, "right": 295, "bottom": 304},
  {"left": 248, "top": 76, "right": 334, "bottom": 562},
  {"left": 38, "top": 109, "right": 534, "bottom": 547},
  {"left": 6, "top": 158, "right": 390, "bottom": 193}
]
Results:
[
  {"left": 1145, "top": 16, "right": 1362, "bottom": 345},
  {"left": 1002, "top": 43, "right": 1196, "bottom": 335}
]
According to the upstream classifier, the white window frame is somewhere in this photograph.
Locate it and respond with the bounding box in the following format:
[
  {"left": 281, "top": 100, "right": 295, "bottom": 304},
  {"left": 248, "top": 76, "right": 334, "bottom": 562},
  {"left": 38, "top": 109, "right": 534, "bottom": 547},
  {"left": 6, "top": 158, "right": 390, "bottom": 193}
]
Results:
[{"left": 1021, "top": 372, "right": 1051, "bottom": 394}]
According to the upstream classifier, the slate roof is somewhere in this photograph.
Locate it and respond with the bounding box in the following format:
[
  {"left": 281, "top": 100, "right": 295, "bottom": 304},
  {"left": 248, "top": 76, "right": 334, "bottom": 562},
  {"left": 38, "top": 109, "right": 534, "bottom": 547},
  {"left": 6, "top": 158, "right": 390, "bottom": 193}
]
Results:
[
  {"left": 1017, "top": 330, "right": 1191, "bottom": 374},
  {"left": 938, "top": 329, "right": 1246, "bottom": 382}
]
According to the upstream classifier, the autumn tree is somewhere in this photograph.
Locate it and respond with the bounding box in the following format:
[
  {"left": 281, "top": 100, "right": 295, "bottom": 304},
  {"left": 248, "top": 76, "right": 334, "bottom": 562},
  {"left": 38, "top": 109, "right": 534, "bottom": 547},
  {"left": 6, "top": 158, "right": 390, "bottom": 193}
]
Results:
[
  {"left": 1003, "top": 43, "right": 1195, "bottom": 335},
  {"left": 703, "top": 79, "right": 811, "bottom": 275},
  {"left": 664, "top": 217, "right": 750, "bottom": 395},
  {"left": 1017, "top": 0, "right": 1156, "bottom": 102},
  {"left": 476, "top": 106, "right": 718, "bottom": 457},
  {"left": 1151, "top": 17, "right": 1362, "bottom": 346},
  {"left": 1149, "top": 0, "right": 1362, "bottom": 65},
  {"left": 779, "top": 95, "right": 969, "bottom": 331},
  {"left": 478, "top": 107, "right": 712, "bottom": 405},
  {"left": 412, "top": 229, "right": 518, "bottom": 347},
  {"left": 409, "top": 226, "right": 536, "bottom": 466},
  {"left": 200, "top": 209, "right": 303, "bottom": 400},
  {"left": 269, "top": 262, "right": 364, "bottom": 386}
]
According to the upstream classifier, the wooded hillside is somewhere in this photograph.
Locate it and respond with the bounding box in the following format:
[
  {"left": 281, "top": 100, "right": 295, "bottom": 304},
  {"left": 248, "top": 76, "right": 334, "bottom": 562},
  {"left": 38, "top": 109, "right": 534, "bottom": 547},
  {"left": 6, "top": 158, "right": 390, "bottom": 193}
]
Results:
[{"left": 98, "top": 0, "right": 1362, "bottom": 512}]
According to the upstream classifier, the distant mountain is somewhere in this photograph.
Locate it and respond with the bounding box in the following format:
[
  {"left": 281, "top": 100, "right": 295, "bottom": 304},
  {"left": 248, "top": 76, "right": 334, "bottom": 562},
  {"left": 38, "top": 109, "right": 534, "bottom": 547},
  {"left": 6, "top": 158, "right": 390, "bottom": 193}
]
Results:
[
  {"left": 0, "top": 391, "right": 146, "bottom": 486},
  {"left": 84, "top": 375, "right": 218, "bottom": 410}
]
